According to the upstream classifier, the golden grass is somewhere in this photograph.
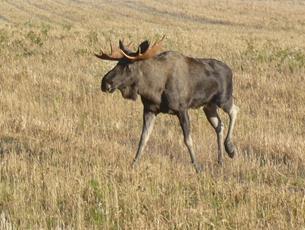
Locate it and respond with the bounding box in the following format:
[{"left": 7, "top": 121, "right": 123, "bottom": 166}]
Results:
[{"left": 0, "top": 0, "right": 305, "bottom": 228}]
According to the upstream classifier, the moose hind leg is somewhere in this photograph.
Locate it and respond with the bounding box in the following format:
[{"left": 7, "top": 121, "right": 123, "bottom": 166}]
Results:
[
  {"left": 203, "top": 104, "right": 224, "bottom": 165},
  {"left": 223, "top": 102, "right": 239, "bottom": 158},
  {"left": 178, "top": 110, "right": 202, "bottom": 173},
  {"left": 132, "top": 110, "right": 156, "bottom": 168}
]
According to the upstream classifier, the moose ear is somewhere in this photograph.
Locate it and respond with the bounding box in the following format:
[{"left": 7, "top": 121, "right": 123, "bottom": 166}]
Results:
[{"left": 138, "top": 40, "right": 150, "bottom": 54}]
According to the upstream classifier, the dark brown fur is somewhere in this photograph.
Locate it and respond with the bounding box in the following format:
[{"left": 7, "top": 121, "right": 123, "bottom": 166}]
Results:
[{"left": 100, "top": 50, "right": 238, "bottom": 172}]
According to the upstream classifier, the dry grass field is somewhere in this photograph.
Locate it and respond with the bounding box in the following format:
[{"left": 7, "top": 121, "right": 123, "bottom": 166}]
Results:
[{"left": 0, "top": 0, "right": 305, "bottom": 229}]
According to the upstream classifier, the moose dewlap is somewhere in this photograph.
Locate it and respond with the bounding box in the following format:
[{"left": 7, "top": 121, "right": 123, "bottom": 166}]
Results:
[{"left": 95, "top": 36, "right": 239, "bottom": 173}]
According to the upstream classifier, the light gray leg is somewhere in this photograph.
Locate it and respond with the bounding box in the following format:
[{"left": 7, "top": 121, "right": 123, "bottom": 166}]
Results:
[
  {"left": 203, "top": 104, "right": 224, "bottom": 165},
  {"left": 224, "top": 103, "right": 239, "bottom": 158},
  {"left": 178, "top": 110, "right": 202, "bottom": 173},
  {"left": 132, "top": 110, "right": 156, "bottom": 167}
]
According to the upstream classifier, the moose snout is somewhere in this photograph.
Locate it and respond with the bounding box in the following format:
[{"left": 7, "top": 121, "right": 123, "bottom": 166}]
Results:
[
  {"left": 101, "top": 79, "right": 115, "bottom": 93},
  {"left": 101, "top": 81, "right": 110, "bottom": 92}
]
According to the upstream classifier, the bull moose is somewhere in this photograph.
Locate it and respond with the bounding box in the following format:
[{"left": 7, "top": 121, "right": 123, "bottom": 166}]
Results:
[{"left": 95, "top": 36, "right": 239, "bottom": 173}]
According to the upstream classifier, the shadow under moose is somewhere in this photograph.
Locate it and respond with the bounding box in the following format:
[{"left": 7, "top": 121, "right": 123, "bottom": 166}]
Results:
[{"left": 95, "top": 36, "right": 239, "bottom": 173}]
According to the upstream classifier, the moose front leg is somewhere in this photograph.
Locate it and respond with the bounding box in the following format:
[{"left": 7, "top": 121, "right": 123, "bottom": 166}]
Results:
[
  {"left": 131, "top": 110, "right": 156, "bottom": 168},
  {"left": 178, "top": 110, "right": 203, "bottom": 173}
]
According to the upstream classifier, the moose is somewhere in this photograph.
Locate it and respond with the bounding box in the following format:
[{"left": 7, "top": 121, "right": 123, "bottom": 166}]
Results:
[{"left": 95, "top": 36, "right": 239, "bottom": 173}]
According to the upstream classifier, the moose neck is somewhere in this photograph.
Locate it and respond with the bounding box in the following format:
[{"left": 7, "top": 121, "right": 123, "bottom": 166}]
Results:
[{"left": 133, "top": 58, "right": 167, "bottom": 105}]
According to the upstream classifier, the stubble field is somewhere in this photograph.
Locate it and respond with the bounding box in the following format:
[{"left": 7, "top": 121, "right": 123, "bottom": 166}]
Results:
[{"left": 0, "top": 0, "right": 305, "bottom": 229}]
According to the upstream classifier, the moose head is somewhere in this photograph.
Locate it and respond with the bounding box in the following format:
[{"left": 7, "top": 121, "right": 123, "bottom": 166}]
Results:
[{"left": 95, "top": 36, "right": 164, "bottom": 100}]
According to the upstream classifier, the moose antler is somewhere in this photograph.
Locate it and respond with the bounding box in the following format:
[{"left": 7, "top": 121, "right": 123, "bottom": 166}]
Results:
[
  {"left": 119, "top": 39, "right": 134, "bottom": 54},
  {"left": 95, "top": 35, "right": 165, "bottom": 61},
  {"left": 123, "top": 35, "right": 165, "bottom": 61},
  {"left": 94, "top": 42, "right": 125, "bottom": 61}
]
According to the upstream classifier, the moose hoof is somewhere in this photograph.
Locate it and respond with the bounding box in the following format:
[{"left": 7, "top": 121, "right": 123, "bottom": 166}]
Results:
[
  {"left": 218, "top": 158, "right": 223, "bottom": 166},
  {"left": 225, "top": 140, "right": 235, "bottom": 158},
  {"left": 131, "top": 159, "right": 139, "bottom": 169},
  {"left": 194, "top": 163, "right": 203, "bottom": 173}
]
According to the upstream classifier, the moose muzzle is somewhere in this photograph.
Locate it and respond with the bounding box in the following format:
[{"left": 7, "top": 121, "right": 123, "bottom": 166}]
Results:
[{"left": 101, "top": 79, "right": 115, "bottom": 93}]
